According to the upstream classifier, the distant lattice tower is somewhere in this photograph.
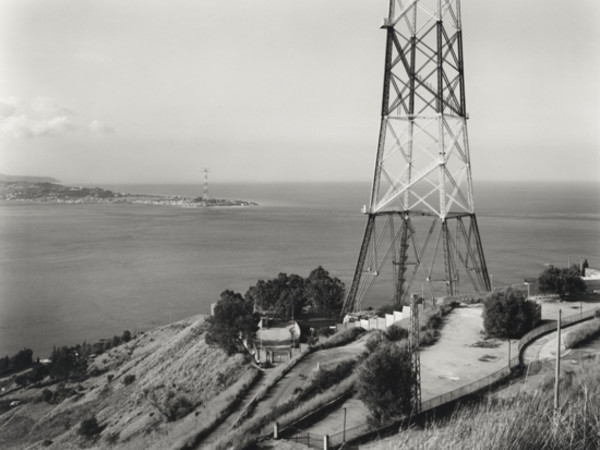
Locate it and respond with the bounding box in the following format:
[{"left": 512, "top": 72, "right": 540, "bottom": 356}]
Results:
[
  {"left": 201, "top": 168, "right": 211, "bottom": 201},
  {"left": 342, "top": 0, "right": 491, "bottom": 314}
]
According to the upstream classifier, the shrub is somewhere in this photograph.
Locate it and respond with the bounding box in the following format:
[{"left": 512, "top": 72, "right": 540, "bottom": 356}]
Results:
[
  {"left": 166, "top": 394, "right": 194, "bottom": 421},
  {"left": 41, "top": 389, "right": 53, "bottom": 403},
  {"left": 78, "top": 416, "right": 102, "bottom": 438},
  {"left": 365, "top": 330, "right": 388, "bottom": 353},
  {"left": 385, "top": 324, "right": 408, "bottom": 342},
  {"left": 296, "top": 359, "right": 357, "bottom": 402},
  {"left": 315, "top": 326, "right": 365, "bottom": 350},
  {"left": 564, "top": 319, "right": 600, "bottom": 349},
  {"left": 122, "top": 374, "right": 135, "bottom": 385},
  {"left": 483, "top": 288, "right": 540, "bottom": 339},
  {"left": 356, "top": 341, "right": 414, "bottom": 425},
  {"left": 147, "top": 389, "right": 194, "bottom": 422}
]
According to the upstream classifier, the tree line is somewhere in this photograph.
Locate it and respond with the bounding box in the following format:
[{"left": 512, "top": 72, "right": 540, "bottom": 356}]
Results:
[{"left": 205, "top": 266, "right": 345, "bottom": 355}]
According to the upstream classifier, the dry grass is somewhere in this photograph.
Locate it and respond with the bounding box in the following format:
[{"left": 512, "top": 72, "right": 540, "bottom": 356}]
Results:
[
  {"left": 369, "top": 356, "right": 600, "bottom": 450},
  {"left": 0, "top": 315, "right": 255, "bottom": 450}
]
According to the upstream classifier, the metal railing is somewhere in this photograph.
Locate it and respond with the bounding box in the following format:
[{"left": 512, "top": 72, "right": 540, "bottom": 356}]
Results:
[{"left": 287, "top": 428, "right": 325, "bottom": 449}]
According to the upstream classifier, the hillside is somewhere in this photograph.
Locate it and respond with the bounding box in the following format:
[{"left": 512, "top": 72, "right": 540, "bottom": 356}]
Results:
[
  {"left": 0, "top": 174, "right": 60, "bottom": 183},
  {"left": 0, "top": 181, "right": 257, "bottom": 207},
  {"left": 0, "top": 316, "right": 257, "bottom": 450}
]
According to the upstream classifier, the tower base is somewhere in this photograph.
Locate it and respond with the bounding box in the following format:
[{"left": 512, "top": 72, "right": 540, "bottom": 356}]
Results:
[{"left": 341, "top": 211, "right": 490, "bottom": 315}]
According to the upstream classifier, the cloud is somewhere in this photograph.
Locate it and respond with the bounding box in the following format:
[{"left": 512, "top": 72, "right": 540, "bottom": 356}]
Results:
[
  {"left": 0, "top": 97, "right": 113, "bottom": 138},
  {"left": 88, "top": 119, "right": 114, "bottom": 134},
  {"left": 30, "top": 97, "right": 75, "bottom": 118},
  {"left": 0, "top": 114, "right": 75, "bottom": 138}
]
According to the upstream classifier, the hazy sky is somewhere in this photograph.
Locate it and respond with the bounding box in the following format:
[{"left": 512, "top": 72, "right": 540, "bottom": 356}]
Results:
[{"left": 1, "top": 0, "right": 598, "bottom": 184}]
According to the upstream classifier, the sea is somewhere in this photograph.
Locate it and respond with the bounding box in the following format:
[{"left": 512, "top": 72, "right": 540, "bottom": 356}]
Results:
[{"left": 1, "top": 181, "right": 599, "bottom": 358}]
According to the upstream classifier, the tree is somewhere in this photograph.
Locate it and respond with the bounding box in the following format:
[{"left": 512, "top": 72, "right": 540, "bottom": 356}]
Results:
[
  {"left": 245, "top": 273, "right": 308, "bottom": 319},
  {"left": 356, "top": 342, "right": 414, "bottom": 425},
  {"left": 122, "top": 330, "right": 132, "bottom": 343},
  {"left": 305, "top": 266, "right": 345, "bottom": 317},
  {"left": 538, "top": 265, "right": 586, "bottom": 300},
  {"left": 483, "top": 288, "right": 540, "bottom": 339},
  {"left": 49, "top": 346, "right": 76, "bottom": 380},
  {"left": 205, "top": 290, "right": 259, "bottom": 355}
]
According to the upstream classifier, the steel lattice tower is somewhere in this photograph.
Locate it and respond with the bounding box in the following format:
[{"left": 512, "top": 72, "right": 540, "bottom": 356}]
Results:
[{"left": 342, "top": 0, "right": 490, "bottom": 314}]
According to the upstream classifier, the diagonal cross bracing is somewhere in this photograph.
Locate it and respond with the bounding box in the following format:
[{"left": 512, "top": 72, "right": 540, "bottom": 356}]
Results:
[{"left": 342, "top": 0, "right": 491, "bottom": 316}]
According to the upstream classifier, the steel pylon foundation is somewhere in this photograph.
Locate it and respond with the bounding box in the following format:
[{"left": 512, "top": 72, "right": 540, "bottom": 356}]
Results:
[{"left": 342, "top": 0, "right": 490, "bottom": 315}]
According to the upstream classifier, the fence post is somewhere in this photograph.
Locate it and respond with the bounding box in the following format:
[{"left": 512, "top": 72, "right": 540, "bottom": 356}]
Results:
[
  {"left": 273, "top": 422, "right": 279, "bottom": 439},
  {"left": 323, "top": 434, "right": 329, "bottom": 450}
]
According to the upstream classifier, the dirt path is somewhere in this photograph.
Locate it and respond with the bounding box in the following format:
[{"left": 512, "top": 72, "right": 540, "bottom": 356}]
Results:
[
  {"left": 305, "top": 305, "right": 511, "bottom": 437},
  {"left": 248, "top": 335, "right": 369, "bottom": 422}
]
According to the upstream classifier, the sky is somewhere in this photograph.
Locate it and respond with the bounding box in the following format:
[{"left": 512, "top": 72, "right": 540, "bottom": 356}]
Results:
[{"left": 0, "top": 0, "right": 598, "bottom": 184}]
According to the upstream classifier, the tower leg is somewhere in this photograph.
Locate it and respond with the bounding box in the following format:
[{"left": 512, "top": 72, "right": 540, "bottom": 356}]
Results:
[{"left": 342, "top": 215, "right": 375, "bottom": 315}]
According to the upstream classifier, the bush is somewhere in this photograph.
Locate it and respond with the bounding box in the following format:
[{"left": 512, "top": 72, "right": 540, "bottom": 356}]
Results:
[
  {"left": 147, "top": 389, "right": 194, "bottom": 422},
  {"left": 384, "top": 324, "right": 408, "bottom": 342},
  {"left": 122, "top": 374, "right": 135, "bottom": 385},
  {"left": 564, "top": 319, "right": 600, "bottom": 349},
  {"left": 78, "top": 416, "right": 102, "bottom": 438},
  {"left": 41, "top": 389, "right": 53, "bottom": 403},
  {"left": 166, "top": 394, "right": 194, "bottom": 421},
  {"left": 356, "top": 341, "right": 414, "bottom": 425},
  {"left": 296, "top": 359, "right": 357, "bottom": 402},
  {"left": 314, "top": 326, "right": 365, "bottom": 350},
  {"left": 483, "top": 288, "right": 540, "bottom": 339},
  {"left": 365, "top": 330, "right": 388, "bottom": 353}
]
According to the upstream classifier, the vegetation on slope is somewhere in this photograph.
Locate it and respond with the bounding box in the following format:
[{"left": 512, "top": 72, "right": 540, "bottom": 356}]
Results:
[
  {"left": 0, "top": 316, "right": 256, "bottom": 450},
  {"left": 375, "top": 356, "right": 600, "bottom": 450}
]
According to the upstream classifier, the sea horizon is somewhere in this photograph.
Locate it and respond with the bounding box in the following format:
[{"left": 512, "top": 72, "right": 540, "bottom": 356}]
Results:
[{"left": 1, "top": 180, "right": 599, "bottom": 358}]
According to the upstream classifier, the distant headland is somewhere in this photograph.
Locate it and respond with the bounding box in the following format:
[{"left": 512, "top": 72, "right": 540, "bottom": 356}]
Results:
[{"left": 0, "top": 175, "right": 258, "bottom": 208}]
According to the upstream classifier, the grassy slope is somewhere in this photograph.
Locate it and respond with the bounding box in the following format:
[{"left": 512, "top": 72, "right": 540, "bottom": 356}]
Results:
[
  {"left": 0, "top": 315, "right": 256, "bottom": 450},
  {"left": 365, "top": 355, "right": 600, "bottom": 450}
]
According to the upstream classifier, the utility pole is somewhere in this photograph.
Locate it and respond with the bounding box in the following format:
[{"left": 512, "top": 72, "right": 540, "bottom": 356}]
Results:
[
  {"left": 409, "top": 293, "right": 422, "bottom": 414},
  {"left": 554, "top": 309, "right": 562, "bottom": 413}
]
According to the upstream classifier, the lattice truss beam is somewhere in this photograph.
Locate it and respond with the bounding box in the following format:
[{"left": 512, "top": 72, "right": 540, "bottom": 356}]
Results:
[{"left": 370, "top": 0, "right": 475, "bottom": 219}]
